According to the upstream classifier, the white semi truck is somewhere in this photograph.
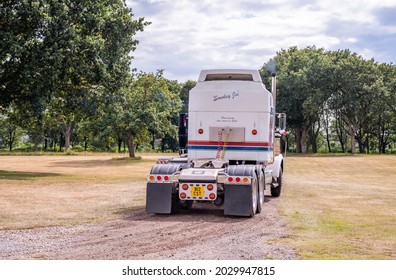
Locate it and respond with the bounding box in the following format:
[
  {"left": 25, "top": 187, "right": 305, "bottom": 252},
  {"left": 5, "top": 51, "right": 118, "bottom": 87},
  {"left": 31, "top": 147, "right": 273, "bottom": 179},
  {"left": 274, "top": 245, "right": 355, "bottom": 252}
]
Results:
[{"left": 146, "top": 69, "right": 286, "bottom": 217}]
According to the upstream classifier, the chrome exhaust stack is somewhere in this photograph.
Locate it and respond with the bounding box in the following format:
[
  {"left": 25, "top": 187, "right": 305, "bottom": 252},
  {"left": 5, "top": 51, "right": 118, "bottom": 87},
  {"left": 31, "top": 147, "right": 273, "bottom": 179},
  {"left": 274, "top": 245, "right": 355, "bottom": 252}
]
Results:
[{"left": 271, "top": 72, "right": 276, "bottom": 111}]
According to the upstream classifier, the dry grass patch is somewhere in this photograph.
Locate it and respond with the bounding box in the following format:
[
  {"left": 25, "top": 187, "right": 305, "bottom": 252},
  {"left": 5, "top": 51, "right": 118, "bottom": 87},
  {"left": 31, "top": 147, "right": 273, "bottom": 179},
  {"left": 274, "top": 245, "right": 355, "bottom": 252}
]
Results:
[
  {"left": 280, "top": 155, "right": 396, "bottom": 259},
  {"left": 0, "top": 154, "right": 176, "bottom": 230}
]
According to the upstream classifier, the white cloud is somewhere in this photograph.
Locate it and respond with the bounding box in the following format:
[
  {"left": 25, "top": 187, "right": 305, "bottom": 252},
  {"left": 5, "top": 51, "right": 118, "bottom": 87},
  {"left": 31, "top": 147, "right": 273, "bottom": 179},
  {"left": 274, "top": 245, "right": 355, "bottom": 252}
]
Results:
[
  {"left": 127, "top": 0, "right": 396, "bottom": 82},
  {"left": 346, "top": 38, "right": 358, "bottom": 43}
]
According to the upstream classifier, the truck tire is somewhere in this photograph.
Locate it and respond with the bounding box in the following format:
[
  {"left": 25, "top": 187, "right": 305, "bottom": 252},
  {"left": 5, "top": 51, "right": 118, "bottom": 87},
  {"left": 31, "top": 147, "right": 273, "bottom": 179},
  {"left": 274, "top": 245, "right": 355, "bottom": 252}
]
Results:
[
  {"left": 171, "top": 193, "right": 181, "bottom": 213},
  {"left": 250, "top": 172, "right": 258, "bottom": 217},
  {"left": 270, "top": 169, "right": 282, "bottom": 197},
  {"left": 256, "top": 169, "right": 265, "bottom": 213}
]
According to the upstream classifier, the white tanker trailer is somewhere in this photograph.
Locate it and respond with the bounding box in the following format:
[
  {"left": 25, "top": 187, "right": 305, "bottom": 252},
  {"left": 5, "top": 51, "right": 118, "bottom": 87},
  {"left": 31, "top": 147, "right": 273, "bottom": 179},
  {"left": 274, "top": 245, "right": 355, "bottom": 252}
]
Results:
[{"left": 146, "top": 69, "right": 286, "bottom": 217}]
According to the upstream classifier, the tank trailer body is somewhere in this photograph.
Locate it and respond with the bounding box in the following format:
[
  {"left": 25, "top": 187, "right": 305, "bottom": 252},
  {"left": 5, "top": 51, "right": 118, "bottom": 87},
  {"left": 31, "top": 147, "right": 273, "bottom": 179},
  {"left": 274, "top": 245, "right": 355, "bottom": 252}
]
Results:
[{"left": 146, "top": 69, "right": 286, "bottom": 217}]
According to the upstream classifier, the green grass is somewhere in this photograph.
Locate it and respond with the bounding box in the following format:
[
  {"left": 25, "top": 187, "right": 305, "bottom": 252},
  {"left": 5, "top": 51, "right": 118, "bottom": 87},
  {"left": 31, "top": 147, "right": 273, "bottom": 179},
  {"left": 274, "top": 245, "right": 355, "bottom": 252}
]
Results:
[{"left": 279, "top": 155, "right": 396, "bottom": 259}]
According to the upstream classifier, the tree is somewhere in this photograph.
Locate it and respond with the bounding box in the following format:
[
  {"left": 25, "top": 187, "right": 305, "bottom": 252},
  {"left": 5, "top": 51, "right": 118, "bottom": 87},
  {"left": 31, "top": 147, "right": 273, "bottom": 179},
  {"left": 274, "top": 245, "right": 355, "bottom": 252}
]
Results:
[
  {"left": 262, "top": 46, "right": 332, "bottom": 153},
  {"left": 180, "top": 80, "right": 196, "bottom": 113},
  {"left": 119, "top": 71, "right": 182, "bottom": 157},
  {"left": 1, "top": 0, "right": 149, "bottom": 151},
  {"left": 330, "top": 50, "right": 379, "bottom": 154},
  {"left": 0, "top": 106, "right": 25, "bottom": 151}
]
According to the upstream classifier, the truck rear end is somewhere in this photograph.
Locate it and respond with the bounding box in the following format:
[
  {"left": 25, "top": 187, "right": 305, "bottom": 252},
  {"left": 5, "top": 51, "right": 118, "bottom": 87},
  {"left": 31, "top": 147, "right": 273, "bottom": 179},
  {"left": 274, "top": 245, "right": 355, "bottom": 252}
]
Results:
[{"left": 146, "top": 69, "right": 285, "bottom": 217}]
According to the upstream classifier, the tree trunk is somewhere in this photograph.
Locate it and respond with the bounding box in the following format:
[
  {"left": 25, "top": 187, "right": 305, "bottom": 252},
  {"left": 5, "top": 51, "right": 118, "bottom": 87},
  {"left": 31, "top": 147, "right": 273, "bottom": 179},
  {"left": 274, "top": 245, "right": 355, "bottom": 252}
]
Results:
[
  {"left": 161, "top": 138, "right": 165, "bottom": 153},
  {"left": 117, "top": 137, "right": 122, "bottom": 153},
  {"left": 8, "top": 128, "right": 15, "bottom": 151},
  {"left": 348, "top": 119, "right": 356, "bottom": 154},
  {"left": 325, "top": 113, "right": 332, "bottom": 153},
  {"left": 84, "top": 136, "right": 88, "bottom": 151},
  {"left": 64, "top": 124, "right": 71, "bottom": 151},
  {"left": 127, "top": 130, "right": 136, "bottom": 158},
  {"left": 300, "top": 127, "right": 309, "bottom": 154},
  {"left": 295, "top": 128, "right": 302, "bottom": 153}
]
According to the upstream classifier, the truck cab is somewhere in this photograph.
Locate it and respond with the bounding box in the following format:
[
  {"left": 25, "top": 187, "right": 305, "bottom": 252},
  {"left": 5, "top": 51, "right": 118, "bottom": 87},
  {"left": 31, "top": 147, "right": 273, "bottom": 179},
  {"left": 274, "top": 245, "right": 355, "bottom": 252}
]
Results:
[{"left": 146, "top": 69, "right": 286, "bottom": 217}]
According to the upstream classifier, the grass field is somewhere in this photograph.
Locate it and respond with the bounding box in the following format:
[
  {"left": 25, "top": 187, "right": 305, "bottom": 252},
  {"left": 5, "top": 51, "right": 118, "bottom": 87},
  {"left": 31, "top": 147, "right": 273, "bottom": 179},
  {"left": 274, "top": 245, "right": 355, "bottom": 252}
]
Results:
[
  {"left": 0, "top": 153, "right": 395, "bottom": 259},
  {"left": 279, "top": 155, "right": 396, "bottom": 260}
]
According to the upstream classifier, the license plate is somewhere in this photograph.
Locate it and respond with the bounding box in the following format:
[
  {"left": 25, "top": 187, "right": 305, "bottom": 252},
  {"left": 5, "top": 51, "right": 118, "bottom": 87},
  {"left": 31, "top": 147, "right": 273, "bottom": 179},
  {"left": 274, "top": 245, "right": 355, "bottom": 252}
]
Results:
[{"left": 191, "top": 186, "right": 204, "bottom": 197}]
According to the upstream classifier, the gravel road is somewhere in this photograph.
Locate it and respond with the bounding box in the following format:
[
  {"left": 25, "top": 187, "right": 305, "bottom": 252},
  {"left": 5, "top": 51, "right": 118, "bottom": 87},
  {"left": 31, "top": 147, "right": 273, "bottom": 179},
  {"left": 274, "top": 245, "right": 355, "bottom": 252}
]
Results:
[{"left": 0, "top": 192, "right": 296, "bottom": 260}]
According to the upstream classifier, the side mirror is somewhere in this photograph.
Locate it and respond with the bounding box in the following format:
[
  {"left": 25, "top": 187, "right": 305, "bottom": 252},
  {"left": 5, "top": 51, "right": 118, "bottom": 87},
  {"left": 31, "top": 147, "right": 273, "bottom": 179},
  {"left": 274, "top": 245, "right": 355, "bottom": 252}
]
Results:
[{"left": 275, "top": 113, "right": 287, "bottom": 138}]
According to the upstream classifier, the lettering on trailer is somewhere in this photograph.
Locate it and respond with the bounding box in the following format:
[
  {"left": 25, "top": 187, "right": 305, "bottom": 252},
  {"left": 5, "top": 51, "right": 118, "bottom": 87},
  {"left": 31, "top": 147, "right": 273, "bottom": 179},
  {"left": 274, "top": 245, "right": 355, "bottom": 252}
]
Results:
[
  {"left": 217, "top": 116, "right": 238, "bottom": 123},
  {"left": 213, "top": 91, "right": 239, "bottom": 102}
]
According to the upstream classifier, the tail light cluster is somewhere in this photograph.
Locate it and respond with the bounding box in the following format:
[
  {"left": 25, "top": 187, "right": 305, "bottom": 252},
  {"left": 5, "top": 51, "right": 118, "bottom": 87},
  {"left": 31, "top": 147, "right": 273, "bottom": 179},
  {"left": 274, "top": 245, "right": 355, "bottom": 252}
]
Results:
[
  {"left": 147, "top": 174, "right": 171, "bottom": 182},
  {"left": 179, "top": 183, "right": 217, "bottom": 201},
  {"left": 226, "top": 176, "right": 251, "bottom": 185}
]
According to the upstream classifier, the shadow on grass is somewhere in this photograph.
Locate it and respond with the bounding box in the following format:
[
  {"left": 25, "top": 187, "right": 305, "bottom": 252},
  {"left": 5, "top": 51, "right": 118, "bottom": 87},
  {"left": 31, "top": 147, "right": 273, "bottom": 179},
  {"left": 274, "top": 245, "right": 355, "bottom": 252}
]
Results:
[
  {"left": 50, "top": 157, "right": 150, "bottom": 168},
  {"left": 0, "top": 170, "right": 61, "bottom": 180}
]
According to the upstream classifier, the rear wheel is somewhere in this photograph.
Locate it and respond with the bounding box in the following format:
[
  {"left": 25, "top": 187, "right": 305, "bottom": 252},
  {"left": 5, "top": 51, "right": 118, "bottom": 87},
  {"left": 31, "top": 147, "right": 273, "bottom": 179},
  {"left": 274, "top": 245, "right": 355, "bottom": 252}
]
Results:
[
  {"left": 171, "top": 192, "right": 181, "bottom": 213},
  {"left": 257, "top": 170, "right": 265, "bottom": 213},
  {"left": 250, "top": 172, "right": 258, "bottom": 217},
  {"left": 270, "top": 170, "right": 283, "bottom": 197}
]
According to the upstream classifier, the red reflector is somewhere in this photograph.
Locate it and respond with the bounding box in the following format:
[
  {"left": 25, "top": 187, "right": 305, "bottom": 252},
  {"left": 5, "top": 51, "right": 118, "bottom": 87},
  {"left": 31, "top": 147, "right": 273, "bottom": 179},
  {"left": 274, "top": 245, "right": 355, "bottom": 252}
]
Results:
[
  {"left": 156, "top": 175, "right": 162, "bottom": 181},
  {"left": 182, "top": 184, "right": 188, "bottom": 190},
  {"left": 207, "top": 184, "right": 214, "bottom": 191},
  {"left": 209, "top": 193, "right": 216, "bottom": 199},
  {"left": 236, "top": 177, "right": 241, "bottom": 183},
  {"left": 164, "top": 175, "right": 169, "bottom": 181},
  {"left": 228, "top": 177, "right": 233, "bottom": 182},
  {"left": 252, "top": 129, "right": 257, "bottom": 135},
  {"left": 180, "top": 192, "right": 186, "bottom": 199},
  {"left": 198, "top": 128, "right": 204, "bottom": 134}
]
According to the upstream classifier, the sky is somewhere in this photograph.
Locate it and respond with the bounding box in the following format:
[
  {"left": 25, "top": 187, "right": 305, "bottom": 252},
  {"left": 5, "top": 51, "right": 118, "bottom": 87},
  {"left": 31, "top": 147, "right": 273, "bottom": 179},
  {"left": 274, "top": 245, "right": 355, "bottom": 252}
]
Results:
[{"left": 126, "top": 0, "right": 396, "bottom": 82}]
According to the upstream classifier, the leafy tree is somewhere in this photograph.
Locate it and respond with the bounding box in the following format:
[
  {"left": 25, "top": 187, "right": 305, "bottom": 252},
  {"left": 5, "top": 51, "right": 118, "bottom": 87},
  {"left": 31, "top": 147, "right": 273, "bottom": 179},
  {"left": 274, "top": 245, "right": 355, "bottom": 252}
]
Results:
[
  {"left": 118, "top": 71, "right": 182, "bottom": 157},
  {"left": 0, "top": 106, "right": 25, "bottom": 151},
  {"left": 1, "top": 0, "right": 148, "bottom": 151},
  {"left": 180, "top": 80, "right": 196, "bottom": 113},
  {"left": 262, "top": 46, "right": 332, "bottom": 153}
]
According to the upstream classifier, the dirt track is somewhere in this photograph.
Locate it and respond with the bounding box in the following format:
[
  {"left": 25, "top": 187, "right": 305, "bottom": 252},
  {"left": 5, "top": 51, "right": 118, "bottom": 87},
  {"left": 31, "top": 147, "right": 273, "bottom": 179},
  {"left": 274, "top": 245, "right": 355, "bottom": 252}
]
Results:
[
  {"left": 1, "top": 192, "right": 296, "bottom": 260},
  {"left": 0, "top": 155, "right": 296, "bottom": 260}
]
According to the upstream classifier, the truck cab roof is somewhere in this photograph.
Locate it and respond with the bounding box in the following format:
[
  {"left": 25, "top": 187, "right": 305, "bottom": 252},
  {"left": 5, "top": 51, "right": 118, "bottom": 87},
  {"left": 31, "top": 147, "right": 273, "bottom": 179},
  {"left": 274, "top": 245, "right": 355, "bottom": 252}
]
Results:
[{"left": 198, "top": 69, "right": 263, "bottom": 83}]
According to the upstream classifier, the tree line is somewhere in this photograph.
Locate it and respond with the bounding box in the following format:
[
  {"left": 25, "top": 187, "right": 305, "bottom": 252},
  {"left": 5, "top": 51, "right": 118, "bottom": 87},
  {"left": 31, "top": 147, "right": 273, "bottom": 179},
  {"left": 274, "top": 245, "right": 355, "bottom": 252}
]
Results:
[
  {"left": 0, "top": 0, "right": 195, "bottom": 155},
  {"left": 1, "top": 2, "right": 395, "bottom": 155},
  {"left": 261, "top": 47, "right": 395, "bottom": 154}
]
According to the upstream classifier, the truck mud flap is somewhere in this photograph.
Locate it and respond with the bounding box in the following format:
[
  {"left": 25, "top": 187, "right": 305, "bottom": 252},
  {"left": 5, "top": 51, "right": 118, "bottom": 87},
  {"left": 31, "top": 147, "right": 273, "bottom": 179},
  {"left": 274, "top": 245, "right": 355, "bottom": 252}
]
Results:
[
  {"left": 224, "top": 184, "right": 253, "bottom": 217},
  {"left": 146, "top": 182, "right": 173, "bottom": 214}
]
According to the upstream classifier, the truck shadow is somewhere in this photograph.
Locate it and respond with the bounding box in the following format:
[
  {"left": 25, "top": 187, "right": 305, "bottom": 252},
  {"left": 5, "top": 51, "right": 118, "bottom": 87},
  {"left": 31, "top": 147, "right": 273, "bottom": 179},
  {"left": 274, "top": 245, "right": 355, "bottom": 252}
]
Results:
[{"left": 121, "top": 197, "right": 277, "bottom": 225}]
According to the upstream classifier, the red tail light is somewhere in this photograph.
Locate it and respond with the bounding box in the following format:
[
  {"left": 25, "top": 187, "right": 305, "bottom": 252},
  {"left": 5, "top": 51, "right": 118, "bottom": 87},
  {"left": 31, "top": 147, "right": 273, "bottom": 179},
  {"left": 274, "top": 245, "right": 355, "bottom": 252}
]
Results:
[
  {"left": 156, "top": 175, "right": 162, "bottom": 181},
  {"left": 198, "top": 128, "right": 204, "bottom": 134},
  {"left": 235, "top": 177, "right": 241, "bottom": 183},
  {"left": 209, "top": 193, "right": 216, "bottom": 200},
  {"left": 207, "top": 184, "right": 214, "bottom": 191},
  {"left": 180, "top": 192, "right": 186, "bottom": 199},
  {"left": 182, "top": 184, "right": 188, "bottom": 190},
  {"left": 252, "top": 129, "right": 257, "bottom": 135},
  {"left": 164, "top": 175, "right": 169, "bottom": 181},
  {"left": 228, "top": 177, "right": 233, "bottom": 182}
]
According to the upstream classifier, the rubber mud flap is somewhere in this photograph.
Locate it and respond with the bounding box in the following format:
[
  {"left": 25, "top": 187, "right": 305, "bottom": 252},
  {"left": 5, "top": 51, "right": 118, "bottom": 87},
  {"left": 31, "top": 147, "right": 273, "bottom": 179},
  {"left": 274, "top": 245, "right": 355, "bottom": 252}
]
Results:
[
  {"left": 224, "top": 184, "right": 253, "bottom": 217},
  {"left": 146, "top": 182, "right": 173, "bottom": 214}
]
